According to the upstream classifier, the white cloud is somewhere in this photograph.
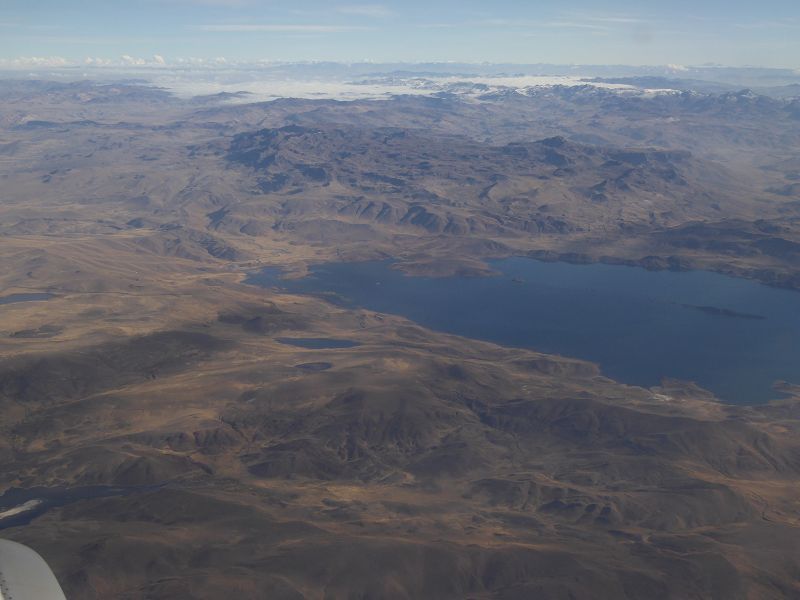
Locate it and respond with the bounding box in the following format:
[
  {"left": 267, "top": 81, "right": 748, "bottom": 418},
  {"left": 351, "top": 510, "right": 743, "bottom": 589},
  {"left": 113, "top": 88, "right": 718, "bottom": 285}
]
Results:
[
  {"left": 85, "top": 56, "right": 113, "bottom": 66},
  {"left": 171, "top": 56, "right": 230, "bottom": 65},
  {"left": 119, "top": 54, "right": 170, "bottom": 66},
  {"left": 515, "top": 12, "right": 649, "bottom": 33},
  {"left": 478, "top": 15, "right": 640, "bottom": 32},
  {"left": 0, "top": 56, "right": 71, "bottom": 68},
  {"left": 196, "top": 24, "right": 370, "bottom": 32},
  {"left": 337, "top": 4, "right": 393, "bottom": 18},
  {"left": 121, "top": 54, "right": 147, "bottom": 65}
]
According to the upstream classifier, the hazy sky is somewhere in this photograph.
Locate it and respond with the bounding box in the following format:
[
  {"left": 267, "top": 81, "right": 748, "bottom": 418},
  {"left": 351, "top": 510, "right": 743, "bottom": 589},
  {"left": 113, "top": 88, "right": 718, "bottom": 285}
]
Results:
[{"left": 1, "top": 0, "right": 798, "bottom": 68}]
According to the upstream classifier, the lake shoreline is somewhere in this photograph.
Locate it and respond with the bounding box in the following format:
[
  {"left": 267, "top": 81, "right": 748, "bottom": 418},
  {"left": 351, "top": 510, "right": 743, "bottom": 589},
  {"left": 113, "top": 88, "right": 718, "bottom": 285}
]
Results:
[{"left": 247, "top": 257, "right": 800, "bottom": 405}]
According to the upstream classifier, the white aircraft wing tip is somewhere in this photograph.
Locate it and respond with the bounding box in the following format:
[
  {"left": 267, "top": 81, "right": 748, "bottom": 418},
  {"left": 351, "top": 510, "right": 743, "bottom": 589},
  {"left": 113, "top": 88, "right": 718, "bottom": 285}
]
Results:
[{"left": 0, "top": 539, "right": 67, "bottom": 600}]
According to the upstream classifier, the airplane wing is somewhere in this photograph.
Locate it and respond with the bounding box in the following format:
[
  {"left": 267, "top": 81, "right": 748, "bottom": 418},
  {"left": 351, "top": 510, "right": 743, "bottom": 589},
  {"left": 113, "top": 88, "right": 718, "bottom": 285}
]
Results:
[{"left": 0, "top": 539, "right": 67, "bottom": 600}]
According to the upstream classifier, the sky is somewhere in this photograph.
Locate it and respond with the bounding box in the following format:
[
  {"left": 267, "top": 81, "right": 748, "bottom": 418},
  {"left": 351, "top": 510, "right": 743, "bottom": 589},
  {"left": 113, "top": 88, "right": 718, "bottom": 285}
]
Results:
[{"left": 0, "top": 0, "right": 799, "bottom": 69}]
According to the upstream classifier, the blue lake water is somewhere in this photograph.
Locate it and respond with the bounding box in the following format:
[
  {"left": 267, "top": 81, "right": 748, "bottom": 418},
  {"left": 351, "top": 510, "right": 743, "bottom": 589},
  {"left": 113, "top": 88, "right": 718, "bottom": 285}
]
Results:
[
  {"left": 277, "top": 337, "right": 362, "bottom": 349},
  {"left": 0, "top": 293, "right": 53, "bottom": 305},
  {"left": 246, "top": 259, "right": 800, "bottom": 404},
  {"left": 0, "top": 485, "right": 158, "bottom": 530}
]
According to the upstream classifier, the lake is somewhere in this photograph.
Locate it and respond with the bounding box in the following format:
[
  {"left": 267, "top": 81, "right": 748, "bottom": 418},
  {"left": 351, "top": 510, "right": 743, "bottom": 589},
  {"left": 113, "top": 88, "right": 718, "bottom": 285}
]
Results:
[
  {"left": 246, "top": 258, "right": 800, "bottom": 404},
  {"left": 277, "top": 337, "right": 362, "bottom": 349},
  {"left": 0, "top": 485, "right": 159, "bottom": 531},
  {"left": 0, "top": 293, "right": 53, "bottom": 305}
]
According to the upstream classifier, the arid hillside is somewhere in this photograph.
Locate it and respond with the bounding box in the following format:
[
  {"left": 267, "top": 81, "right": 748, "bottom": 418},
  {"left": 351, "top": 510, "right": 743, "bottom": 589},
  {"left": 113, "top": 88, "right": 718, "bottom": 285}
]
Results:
[{"left": 0, "top": 80, "right": 799, "bottom": 599}]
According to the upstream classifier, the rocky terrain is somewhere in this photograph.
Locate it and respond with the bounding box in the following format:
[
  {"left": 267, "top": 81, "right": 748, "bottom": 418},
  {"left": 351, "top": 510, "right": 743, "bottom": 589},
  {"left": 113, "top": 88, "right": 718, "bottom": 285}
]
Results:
[{"left": 0, "top": 78, "right": 799, "bottom": 598}]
